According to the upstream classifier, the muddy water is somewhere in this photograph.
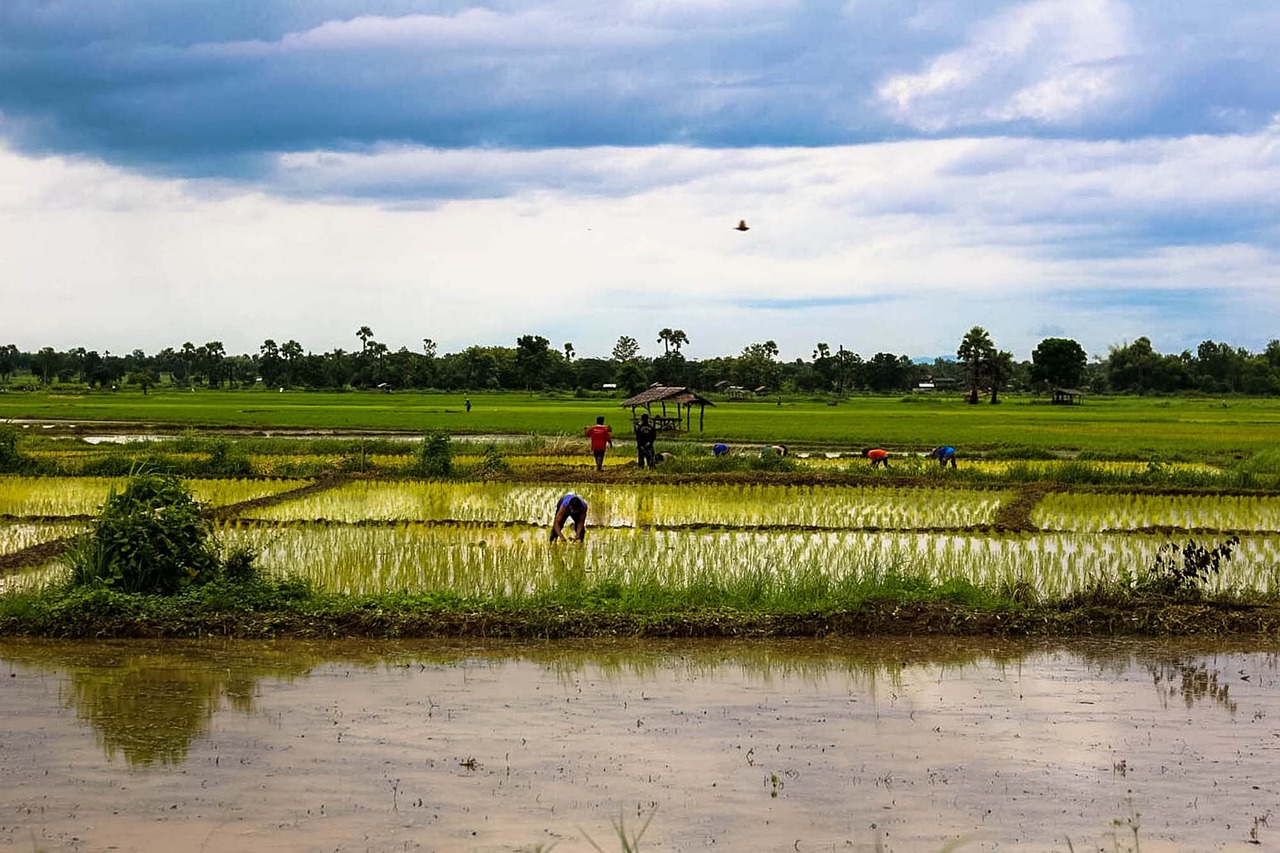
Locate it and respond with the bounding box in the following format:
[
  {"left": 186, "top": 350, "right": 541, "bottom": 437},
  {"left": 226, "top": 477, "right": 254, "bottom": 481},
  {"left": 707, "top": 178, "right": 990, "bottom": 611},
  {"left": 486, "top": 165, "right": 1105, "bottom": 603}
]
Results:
[{"left": 1, "top": 639, "right": 1277, "bottom": 852}]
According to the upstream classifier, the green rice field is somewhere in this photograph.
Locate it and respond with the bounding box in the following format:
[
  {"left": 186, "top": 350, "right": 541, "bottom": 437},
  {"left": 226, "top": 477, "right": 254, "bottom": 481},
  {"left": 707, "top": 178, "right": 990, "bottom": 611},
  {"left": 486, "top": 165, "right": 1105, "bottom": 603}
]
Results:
[
  {"left": 2, "top": 472, "right": 1275, "bottom": 604},
  {"left": 0, "top": 477, "right": 311, "bottom": 517}
]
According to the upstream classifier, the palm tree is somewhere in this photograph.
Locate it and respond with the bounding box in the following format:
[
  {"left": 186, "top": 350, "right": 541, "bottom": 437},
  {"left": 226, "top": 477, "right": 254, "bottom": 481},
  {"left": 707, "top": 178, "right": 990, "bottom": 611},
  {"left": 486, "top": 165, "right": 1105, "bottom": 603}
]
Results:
[
  {"left": 657, "top": 328, "right": 689, "bottom": 355},
  {"left": 356, "top": 326, "right": 374, "bottom": 354},
  {"left": 957, "top": 326, "right": 995, "bottom": 405}
]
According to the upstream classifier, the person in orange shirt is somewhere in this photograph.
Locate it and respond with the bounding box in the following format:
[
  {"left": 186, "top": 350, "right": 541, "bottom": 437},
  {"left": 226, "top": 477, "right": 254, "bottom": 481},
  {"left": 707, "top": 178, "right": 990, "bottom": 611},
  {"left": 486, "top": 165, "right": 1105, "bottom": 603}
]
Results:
[
  {"left": 584, "top": 416, "right": 614, "bottom": 471},
  {"left": 862, "top": 448, "right": 891, "bottom": 468}
]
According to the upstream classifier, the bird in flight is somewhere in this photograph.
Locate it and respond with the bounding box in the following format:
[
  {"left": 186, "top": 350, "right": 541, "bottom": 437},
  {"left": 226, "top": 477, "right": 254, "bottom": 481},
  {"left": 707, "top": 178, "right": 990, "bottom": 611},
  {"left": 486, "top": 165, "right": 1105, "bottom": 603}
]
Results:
[{"left": 735, "top": 220, "right": 750, "bottom": 231}]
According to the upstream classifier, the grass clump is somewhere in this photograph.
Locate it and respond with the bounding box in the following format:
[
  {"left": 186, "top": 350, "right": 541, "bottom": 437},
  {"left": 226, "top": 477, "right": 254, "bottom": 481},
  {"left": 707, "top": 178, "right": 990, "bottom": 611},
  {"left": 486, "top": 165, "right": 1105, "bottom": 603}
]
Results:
[
  {"left": 65, "top": 471, "right": 259, "bottom": 594},
  {"left": 415, "top": 429, "right": 453, "bottom": 478},
  {"left": 0, "top": 424, "right": 46, "bottom": 474}
]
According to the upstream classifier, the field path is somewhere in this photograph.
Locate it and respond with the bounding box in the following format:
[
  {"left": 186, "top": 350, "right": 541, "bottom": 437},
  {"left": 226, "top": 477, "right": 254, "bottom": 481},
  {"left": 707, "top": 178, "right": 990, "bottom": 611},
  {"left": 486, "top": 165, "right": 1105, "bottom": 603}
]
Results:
[{"left": 993, "top": 483, "right": 1052, "bottom": 532}]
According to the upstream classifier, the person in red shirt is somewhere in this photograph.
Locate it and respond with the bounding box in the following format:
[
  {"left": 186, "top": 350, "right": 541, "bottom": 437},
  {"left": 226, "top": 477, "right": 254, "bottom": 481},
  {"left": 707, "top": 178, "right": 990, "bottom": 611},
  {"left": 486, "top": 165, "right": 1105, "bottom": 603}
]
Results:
[
  {"left": 862, "top": 448, "right": 890, "bottom": 468},
  {"left": 584, "top": 416, "right": 613, "bottom": 471}
]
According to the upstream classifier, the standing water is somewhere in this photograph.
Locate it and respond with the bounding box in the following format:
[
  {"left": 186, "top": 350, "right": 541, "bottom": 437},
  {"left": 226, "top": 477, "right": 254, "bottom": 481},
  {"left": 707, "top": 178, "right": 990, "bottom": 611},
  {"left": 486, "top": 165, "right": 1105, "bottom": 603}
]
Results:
[{"left": 0, "top": 638, "right": 1276, "bottom": 852}]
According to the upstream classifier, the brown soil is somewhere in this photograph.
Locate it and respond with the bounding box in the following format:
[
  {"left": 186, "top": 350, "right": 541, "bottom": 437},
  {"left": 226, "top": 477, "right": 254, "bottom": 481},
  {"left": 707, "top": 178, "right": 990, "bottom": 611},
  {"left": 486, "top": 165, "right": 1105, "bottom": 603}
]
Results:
[{"left": 992, "top": 482, "right": 1052, "bottom": 531}]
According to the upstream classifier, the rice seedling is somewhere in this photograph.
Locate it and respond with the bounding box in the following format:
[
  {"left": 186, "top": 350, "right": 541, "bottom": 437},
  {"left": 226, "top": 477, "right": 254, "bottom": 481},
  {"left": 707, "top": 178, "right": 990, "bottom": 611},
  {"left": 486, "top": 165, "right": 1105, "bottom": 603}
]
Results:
[
  {"left": 0, "top": 476, "right": 310, "bottom": 517},
  {"left": 0, "top": 559, "right": 69, "bottom": 594},
  {"left": 208, "top": 523, "right": 1280, "bottom": 599},
  {"left": 0, "top": 521, "right": 85, "bottom": 556},
  {"left": 237, "top": 481, "right": 1010, "bottom": 529},
  {"left": 184, "top": 478, "right": 313, "bottom": 507},
  {"left": 1033, "top": 492, "right": 1280, "bottom": 532},
  {"left": 0, "top": 477, "right": 122, "bottom": 516}
]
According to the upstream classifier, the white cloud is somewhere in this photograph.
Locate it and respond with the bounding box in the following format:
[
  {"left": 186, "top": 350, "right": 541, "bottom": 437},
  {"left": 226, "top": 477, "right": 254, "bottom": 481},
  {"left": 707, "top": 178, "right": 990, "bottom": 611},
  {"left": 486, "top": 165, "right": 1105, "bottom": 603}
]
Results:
[
  {"left": 876, "top": 0, "right": 1137, "bottom": 130},
  {"left": 2, "top": 123, "right": 1278, "bottom": 361}
]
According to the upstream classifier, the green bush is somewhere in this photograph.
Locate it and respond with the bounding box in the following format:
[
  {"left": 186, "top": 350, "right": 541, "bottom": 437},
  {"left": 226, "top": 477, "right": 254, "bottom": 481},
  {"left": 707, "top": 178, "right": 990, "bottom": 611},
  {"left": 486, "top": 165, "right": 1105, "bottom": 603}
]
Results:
[
  {"left": 66, "top": 472, "right": 254, "bottom": 594},
  {"left": 416, "top": 429, "right": 453, "bottom": 477},
  {"left": 468, "top": 443, "right": 510, "bottom": 479},
  {"left": 0, "top": 424, "right": 32, "bottom": 473}
]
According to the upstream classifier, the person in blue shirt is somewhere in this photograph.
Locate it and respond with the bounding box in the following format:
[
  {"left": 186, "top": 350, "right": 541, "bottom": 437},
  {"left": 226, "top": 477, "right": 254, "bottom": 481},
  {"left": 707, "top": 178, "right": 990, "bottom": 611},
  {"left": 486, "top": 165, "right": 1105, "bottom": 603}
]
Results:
[
  {"left": 713, "top": 442, "right": 729, "bottom": 457},
  {"left": 550, "top": 494, "right": 588, "bottom": 542},
  {"left": 929, "top": 445, "right": 957, "bottom": 468}
]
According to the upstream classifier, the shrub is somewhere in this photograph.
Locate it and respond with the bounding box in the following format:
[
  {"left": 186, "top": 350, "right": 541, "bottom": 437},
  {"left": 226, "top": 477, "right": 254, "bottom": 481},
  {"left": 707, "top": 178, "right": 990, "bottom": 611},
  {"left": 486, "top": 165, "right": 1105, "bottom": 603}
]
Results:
[
  {"left": 200, "top": 438, "right": 253, "bottom": 476},
  {"left": 416, "top": 429, "right": 453, "bottom": 477},
  {"left": 1140, "top": 536, "right": 1241, "bottom": 598},
  {"left": 469, "top": 444, "right": 510, "bottom": 480},
  {"left": 66, "top": 471, "right": 256, "bottom": 594},
  {"left": 0, "top": 425, "right": 32, "bottom": 473}
]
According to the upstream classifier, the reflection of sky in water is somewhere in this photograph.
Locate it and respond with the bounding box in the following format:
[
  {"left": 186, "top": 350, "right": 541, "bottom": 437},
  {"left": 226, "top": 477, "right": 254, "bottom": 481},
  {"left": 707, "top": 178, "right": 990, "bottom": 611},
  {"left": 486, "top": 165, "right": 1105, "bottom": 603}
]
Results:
[{"left": 0, "top": 639, "right": 1276, "bottom": 852}]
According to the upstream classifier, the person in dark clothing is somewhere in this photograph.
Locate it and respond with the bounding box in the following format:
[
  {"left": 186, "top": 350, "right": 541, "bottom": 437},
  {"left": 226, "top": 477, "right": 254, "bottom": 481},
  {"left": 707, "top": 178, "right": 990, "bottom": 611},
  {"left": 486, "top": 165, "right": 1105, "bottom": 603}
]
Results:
[
  {"left": 634, "top": 414, "right": 658, "bottom": 468},
  {"left": 550, "top": 494, "right": 588, "bottom": 542}
]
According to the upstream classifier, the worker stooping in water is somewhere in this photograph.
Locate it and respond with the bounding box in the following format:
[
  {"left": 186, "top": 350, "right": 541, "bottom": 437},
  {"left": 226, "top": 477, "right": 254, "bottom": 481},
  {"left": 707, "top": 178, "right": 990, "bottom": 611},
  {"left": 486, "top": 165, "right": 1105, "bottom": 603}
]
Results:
[
  {"left": 929, "top": 446, "right": 958, "bottom": 468},
  {"left": 550, "top": 494, "right": 588, "bottom": 542},
  {"left": 863, "top": 448, "right": 891, "bottom": 468}
]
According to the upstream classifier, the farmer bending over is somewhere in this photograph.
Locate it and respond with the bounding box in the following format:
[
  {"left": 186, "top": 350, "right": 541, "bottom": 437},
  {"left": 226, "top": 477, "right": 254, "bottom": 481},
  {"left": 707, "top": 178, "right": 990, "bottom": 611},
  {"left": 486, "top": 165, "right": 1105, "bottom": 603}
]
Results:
[
  {"left": 550, "top": 494, "right": 588, "bottom": 542},
  {"left": 863, "top": 448, "right": 891, "bottom": 468},
  {"left": 929, "top": 445, "right": 957, "bottom": 468}
]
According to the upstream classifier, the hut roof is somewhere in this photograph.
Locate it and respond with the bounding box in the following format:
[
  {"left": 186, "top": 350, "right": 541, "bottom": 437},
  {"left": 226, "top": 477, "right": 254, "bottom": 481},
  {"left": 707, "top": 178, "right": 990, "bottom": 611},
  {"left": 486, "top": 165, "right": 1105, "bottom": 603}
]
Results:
[{"left": 618, "top": 386, "right": 715, "bottom": 408}]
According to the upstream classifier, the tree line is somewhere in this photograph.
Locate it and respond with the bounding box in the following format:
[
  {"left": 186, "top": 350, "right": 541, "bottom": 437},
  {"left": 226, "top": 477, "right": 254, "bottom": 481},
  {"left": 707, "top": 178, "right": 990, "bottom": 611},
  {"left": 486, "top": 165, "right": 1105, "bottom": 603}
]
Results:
[{"left": 2, "top": 326, "right": 1279, "bottom": 397}]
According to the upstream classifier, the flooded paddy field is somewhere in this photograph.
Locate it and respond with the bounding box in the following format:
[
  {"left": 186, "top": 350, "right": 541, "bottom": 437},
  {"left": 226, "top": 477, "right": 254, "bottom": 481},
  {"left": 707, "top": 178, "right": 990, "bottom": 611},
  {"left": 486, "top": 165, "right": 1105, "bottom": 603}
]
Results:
[{"left": 1, "top": 638, "right": 1277, "bottom": 852}]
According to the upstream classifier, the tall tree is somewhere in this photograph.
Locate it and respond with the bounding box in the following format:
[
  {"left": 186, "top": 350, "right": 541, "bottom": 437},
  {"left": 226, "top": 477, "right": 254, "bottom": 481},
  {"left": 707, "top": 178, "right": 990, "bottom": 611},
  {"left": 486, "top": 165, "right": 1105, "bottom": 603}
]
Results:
[
  {"left": 0, "top": 343, "right": 18, "bottom": 383},
  {"left": 657, "top": 328, "right": 689, "bottom": 355},
  {"left": 957, "top": 326, "right": 995, "bottom": 404},
  {"left": 612, "top": 335, "right": 640, "bottom": 363},
  {"left": 515, "top": 335, "right": 553, "bottom": 390},
  {"left": 986, "top": 350, "right": 1015, "bottom": 404},
  {"left": 1030, "top": 337, "right": 1087, "bottom": 390},
  {"left": 736, "top": 340, "right": 780, "bottom": 390}
]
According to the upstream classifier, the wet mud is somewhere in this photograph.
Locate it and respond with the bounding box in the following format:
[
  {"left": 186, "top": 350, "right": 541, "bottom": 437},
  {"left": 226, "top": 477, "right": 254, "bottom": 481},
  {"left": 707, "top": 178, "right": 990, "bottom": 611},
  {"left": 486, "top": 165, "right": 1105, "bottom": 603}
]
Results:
[{"left": 1, "top": 637, "right": 1277, "bottom": 852}]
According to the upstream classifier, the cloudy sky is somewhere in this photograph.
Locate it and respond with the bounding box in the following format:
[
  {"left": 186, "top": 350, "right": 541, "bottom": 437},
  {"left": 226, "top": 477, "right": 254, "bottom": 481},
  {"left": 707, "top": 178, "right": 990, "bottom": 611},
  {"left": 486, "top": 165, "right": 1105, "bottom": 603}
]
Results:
[{"left": 2, "top": 0, "right": 1278, "bottom": 362}]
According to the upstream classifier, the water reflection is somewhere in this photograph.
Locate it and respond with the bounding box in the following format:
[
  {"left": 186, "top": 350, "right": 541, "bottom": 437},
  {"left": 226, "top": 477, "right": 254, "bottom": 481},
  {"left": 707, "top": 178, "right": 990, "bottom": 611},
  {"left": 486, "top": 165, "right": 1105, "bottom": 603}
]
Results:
[
  {"left": 3, "top": 641, "right": 322, "bottom": 766},
  {"left": 2, "top": 637, "right": 1273, "bottom": 771}
]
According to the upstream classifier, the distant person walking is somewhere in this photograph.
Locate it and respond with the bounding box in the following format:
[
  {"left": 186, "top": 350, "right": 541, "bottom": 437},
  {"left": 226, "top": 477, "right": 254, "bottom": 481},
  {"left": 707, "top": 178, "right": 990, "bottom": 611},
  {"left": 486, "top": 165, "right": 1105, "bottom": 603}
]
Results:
[
  {"left": 863, "top": 448, "right": 891, "bottom": 468},
  {"left": 634, "top": 414, "right": 658, "bottom": 468},
  {"left": 550, "top": 494, "right": 588, "bottom": 542},
  {"left": 584, "top": 416, "right": 614, "bottom": 471},
  {"left": 929, "top": 445, "right": 957, "bottom": 468},
  {"left": 465, "top": 398, "right": 472, "bottom": 413}
]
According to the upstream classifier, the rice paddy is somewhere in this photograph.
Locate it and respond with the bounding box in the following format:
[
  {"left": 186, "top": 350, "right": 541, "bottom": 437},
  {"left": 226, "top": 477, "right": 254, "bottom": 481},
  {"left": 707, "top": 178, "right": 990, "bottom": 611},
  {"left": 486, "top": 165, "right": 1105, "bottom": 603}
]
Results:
[
  {"left": 0, "top": 476, "right": 311, "bottom": 517},
  {"left": 0, "top": 521, "right": 83, "bottom": 556},
  {"left": 3, "top": 436, "right": 1279, "bottom": 611},
  {"left": 209, "top": 523, "right": 1280, "bottom": 598},
  {"left": 238, "top": 480, "right": 1010, "bottom": 528},
  {"left": 1032, "top": 492, "right": 1280, "bottom": 532}
]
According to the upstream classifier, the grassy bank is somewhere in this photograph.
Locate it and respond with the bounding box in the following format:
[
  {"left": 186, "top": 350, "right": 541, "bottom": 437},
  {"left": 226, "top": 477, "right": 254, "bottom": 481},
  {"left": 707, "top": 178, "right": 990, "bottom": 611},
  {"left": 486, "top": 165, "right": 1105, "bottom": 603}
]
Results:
[{"left": 2, "top": 572, "right": 1278, "bottom": 639}]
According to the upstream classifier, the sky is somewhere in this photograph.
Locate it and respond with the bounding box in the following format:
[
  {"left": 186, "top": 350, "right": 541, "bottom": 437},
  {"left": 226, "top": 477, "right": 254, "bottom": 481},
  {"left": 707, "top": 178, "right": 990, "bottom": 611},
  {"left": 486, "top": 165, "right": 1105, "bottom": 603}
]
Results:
[{"left": 2, "top": 0, "right": 1278, "bottom": 363}]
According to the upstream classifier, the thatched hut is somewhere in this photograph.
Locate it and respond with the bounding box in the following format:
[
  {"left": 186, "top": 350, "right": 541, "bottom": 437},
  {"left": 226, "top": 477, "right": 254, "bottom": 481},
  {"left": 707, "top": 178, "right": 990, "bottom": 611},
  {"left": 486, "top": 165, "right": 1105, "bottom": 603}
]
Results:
[{"left": 619, "top": 386, "right": 715, "bottom": 431}]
